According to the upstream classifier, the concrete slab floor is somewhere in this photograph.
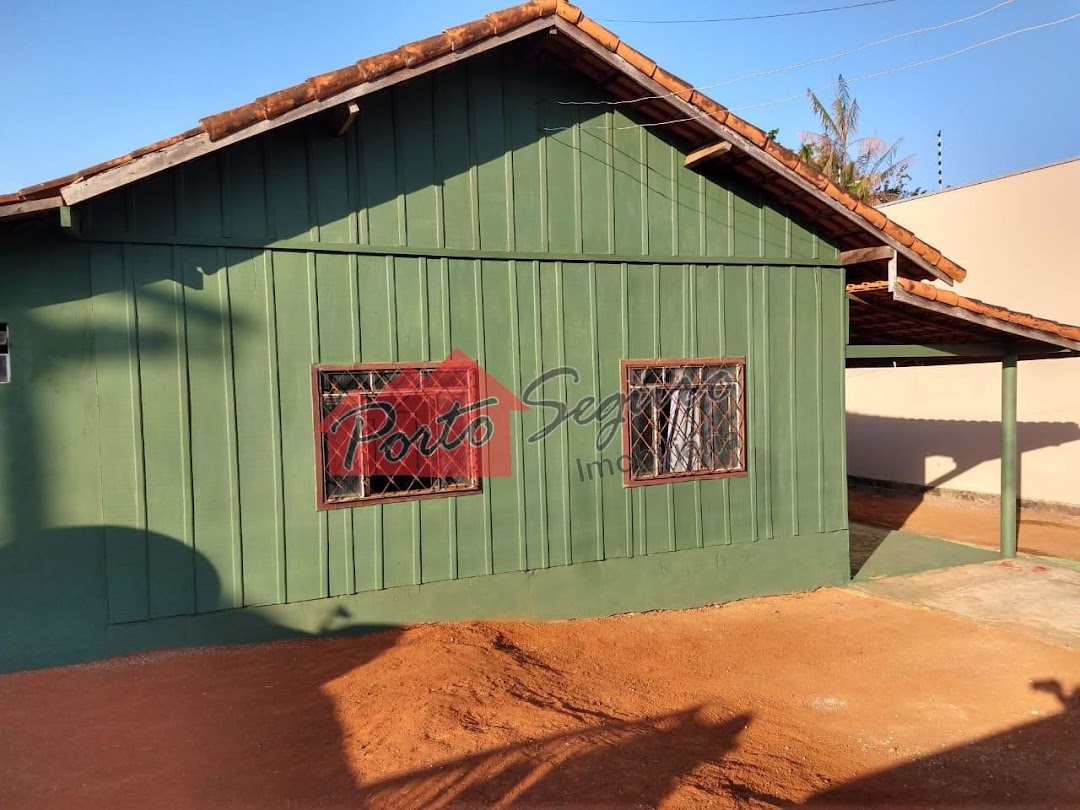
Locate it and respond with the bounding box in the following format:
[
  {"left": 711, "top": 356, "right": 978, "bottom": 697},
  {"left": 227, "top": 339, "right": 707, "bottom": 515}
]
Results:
[{"left": 855, "top": 558, "right": 1080, "bottom": 650}]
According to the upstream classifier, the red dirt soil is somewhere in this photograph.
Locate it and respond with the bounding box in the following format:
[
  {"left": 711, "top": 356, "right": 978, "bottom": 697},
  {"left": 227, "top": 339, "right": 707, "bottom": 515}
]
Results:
[
  {"left": 2, "top": 588, "right": 1078, "bottom": 809},
  {"left": 849, "top": 487, "right": 1080, "bottom": 561}
]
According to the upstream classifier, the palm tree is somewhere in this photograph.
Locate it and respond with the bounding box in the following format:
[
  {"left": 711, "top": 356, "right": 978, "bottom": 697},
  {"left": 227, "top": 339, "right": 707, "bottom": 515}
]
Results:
[{"left": 799, "top": 75, "right": 915, "bottom": 205}]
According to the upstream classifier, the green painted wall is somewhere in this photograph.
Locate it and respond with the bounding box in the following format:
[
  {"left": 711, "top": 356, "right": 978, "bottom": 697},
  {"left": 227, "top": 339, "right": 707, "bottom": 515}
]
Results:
[{"left": 0, "top": 45, "right": 848, "bottom": 672}]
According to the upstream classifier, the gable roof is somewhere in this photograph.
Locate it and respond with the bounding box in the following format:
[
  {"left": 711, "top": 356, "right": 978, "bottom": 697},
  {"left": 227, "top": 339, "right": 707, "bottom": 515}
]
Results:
[{"left": 0, "top": 0, "right": 965, "bottom": 284}]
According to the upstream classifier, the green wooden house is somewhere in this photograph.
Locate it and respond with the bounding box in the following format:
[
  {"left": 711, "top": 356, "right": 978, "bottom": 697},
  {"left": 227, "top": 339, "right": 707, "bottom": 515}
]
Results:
[{"left": 3, "top": 0, "right": 1077, "bottom": 672}]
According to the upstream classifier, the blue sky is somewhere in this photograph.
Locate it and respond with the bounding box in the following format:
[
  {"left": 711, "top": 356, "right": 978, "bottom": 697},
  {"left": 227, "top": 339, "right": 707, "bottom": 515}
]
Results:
[{"left": 2, "top": 0, "right": 1078, "bottom": 193}]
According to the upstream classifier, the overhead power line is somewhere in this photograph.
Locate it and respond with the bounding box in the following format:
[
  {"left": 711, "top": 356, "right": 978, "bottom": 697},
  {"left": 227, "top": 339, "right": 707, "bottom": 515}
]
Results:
[
  {"left": 599, "top": 0, "right": 901, "bottom": 25},
  {"left": 544, "top": 10, "right": 1080, "bottom": 132},
  {"left": 562, "top": 0, "right": 1017, "bottom": 107}
]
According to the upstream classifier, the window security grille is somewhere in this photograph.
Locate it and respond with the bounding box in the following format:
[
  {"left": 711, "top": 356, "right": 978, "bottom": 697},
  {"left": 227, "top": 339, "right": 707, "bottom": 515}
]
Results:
[
  {"left": 623, "top": 359, "right": 746, "bottom": 485},
  {"left": 313, "top": 364, "right": 483, "bottom": 509}
]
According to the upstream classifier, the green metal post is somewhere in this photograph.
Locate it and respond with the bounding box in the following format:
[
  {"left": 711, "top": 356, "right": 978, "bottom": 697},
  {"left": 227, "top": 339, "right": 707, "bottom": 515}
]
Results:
[{"left": 1000, "top": 354, "right": 1018, "bottom": 558}]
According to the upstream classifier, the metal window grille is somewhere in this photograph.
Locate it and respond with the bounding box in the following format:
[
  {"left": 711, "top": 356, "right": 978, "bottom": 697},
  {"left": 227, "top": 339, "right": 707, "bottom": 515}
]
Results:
[
  {"left": 313, "top": 363, "right": 483, "bottom": 509},
  {"left": 622, "top": 358, "right": 747, "bottom": 486}
]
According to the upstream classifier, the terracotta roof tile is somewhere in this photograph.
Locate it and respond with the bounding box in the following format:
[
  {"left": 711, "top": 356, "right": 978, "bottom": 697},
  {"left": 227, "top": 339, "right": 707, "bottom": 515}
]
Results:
[
  {"left": 764, "top": 139, "right": 801, "bottom": 171},
  {"left": 446, "top": 19, "right": 495, "bottom": 49},
  {"left": 130, "top": 129, "right": 201, "bottom": 159},
  {"left": 258, "top": 83, "right": 318, "bottom": 119},
  {"left": 652, "top": 65, "right": 694, "bottom": 102},
  {"left": 555, "top": 1, "right": 584, "bottom": 23},
  {"left": 0, "top": 0, "right": 970, "bottom": 285},
  {"left": 200, "top": 101, "right": 265, "bottom": 141},
  {"left": 486, "top": 3, "right": 543, "bottom": 33},
  {"left": 882, "top": 219, "right": 916, "bottom": 248},
  {"left": 576, "top": 16, "right": 619, "bottom": 51},
  {"left": 911, "top": 241, "right": 943, "bottom": 267},
  {"left": 845, "top": 280, "right": 889, "bottom": 294},
  {"left": 689, "top": 91, "right": 728, "bottom": 125},
  {"left": 894, "top": 279, "right": 1080, "bottom": 345},
  {"left": 357, "top": 48, "right": 408, "bottom": 82},
  {"left": 824, "top": 182, "right": 859, "bottom": 211},
  {"left": 401, "top": 34, "right": 455, "bottom": 67},
  {"left": 848, "top": 279, "right": 1080, "bottom": 348},
  {"left": 615, "top": 42, "right": 656, "bottom": 77},
  {"left": 855, "top": 201, "right": 887, "bottom": 231},
  {"left": 793, "top": 160, "right": 831, "bottom": 191},
  {"left": 724, "top": 115, "right": 768, "bottom": 148},
  {"left": 310, "top": 65, "right": 364, "bottom": 100},
  {"left": 936, "top": 255, "right": 966, "bottom": 281}
]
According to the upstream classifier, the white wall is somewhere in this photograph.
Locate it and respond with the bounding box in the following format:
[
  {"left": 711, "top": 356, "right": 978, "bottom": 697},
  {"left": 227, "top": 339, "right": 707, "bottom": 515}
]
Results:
[{"left": 847, "top": 158, "right": 1080, "bottom": 507}]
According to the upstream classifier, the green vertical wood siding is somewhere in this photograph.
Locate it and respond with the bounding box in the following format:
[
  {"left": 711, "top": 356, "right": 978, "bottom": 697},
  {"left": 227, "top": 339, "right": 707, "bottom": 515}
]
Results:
[
  {"left": 0, "top": 44, "right": 848, "bottom": 669},
  {"left": 78, "top": 250, "right": 845, "bottom": 620}
]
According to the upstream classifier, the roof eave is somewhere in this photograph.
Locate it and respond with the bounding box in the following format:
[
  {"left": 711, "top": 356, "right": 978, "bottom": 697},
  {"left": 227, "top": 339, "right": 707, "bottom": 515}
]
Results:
[{"left": 891, "top": 285, "right": 1080, "bottom": 352}]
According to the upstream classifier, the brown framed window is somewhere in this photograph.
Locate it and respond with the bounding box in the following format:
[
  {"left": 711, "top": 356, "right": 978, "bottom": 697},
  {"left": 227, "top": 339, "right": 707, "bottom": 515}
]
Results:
[
  {"left": 621, "top": 358, "right": 747, "bottom": 486},
  {"left": 312, "top": 363, "right": 483, "bottom": 509}
]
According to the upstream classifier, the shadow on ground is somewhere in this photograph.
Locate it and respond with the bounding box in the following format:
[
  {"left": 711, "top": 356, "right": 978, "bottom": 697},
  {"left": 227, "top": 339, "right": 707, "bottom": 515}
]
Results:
[
  {"left": 807, "top": 679, "right": 1080, "bottom": 807},
  {"left": 848, "top": 521, "right": 997, "bottom": 581}
]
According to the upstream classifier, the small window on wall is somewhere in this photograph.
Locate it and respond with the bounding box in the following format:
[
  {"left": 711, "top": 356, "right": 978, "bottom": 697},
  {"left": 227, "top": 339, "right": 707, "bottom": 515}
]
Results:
[
  {"left": 622, "top": 358, "right": 747, "bottom": 486},
  {"left": 313, "top": 363, "right": 483, "bottom": 509}
]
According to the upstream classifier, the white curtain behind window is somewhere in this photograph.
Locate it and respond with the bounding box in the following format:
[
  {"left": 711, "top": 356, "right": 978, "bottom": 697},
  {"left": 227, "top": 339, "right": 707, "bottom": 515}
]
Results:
[{"left": 665, "top": 379, "right": 702, "bottom": 473}]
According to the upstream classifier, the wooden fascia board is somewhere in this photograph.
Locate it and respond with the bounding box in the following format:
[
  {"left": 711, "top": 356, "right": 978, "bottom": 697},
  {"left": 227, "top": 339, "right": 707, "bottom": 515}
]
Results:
[
  {"left": 551, "top": 17, "right": 953, "bottom": 287},
  {"left": 59, "top": 18, "right": 555, "bottom": 206},
  {"left": 0, "top": 196, "right": 63, "bottom": 219},
  {"left": 891, "top": 285, "right": 1080, "bottom": 352}
]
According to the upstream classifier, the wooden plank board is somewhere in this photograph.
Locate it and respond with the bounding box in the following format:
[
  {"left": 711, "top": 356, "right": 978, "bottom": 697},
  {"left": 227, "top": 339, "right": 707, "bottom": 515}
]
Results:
[
  {"left": 840, "top": 245, "right": 895, "bottom": 266},
  {"left": 684, "top": 141, "right": 732, "bottom": 169}
]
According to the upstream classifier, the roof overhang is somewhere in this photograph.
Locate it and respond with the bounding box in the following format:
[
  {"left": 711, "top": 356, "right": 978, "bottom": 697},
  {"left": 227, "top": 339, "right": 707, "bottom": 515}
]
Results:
[{"left": 847, "top": 279, "right": 1080, "bottom": 367}]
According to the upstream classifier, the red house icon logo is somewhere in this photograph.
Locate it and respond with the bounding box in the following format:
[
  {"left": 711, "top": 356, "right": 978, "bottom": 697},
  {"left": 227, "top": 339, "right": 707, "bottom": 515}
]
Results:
[{"left": 317, "top": 349, "right": 528, "bottom": 480}]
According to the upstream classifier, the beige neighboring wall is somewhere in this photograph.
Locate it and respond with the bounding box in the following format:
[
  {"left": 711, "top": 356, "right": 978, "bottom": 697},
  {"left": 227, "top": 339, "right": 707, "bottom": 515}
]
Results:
[{"left": 847, "top": 157, "right": 1080, "bottom": 508}]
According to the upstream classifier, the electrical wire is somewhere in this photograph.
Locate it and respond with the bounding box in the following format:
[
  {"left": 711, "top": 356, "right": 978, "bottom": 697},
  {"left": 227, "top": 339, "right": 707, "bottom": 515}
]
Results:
[
  {"left": 543, "top": 10, "right": 1080, "bottom": 132},
  {"left": 561, "top": 0, "right": 1017, "bottom": 106},
  {"left": 598, "top": 0, "right": 901, "bottom": 25}
]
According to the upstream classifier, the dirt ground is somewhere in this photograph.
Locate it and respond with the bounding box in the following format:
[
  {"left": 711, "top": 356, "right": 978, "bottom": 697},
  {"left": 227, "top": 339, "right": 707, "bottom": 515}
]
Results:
[
  {"left": 849, "top": 487, "right": 1080, "bottom": 561},
  {"left": 2, "top": 588, "right": 1078, "bottom": 809}
]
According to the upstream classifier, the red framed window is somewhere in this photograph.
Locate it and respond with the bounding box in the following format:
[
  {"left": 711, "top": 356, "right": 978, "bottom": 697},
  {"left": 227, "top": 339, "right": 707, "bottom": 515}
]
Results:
[
  {"left": 621, "top": 358, "right": 747, "bottom": 487},
  {"left": 312, "top": 363, "right": 483, "bottom": 509}
]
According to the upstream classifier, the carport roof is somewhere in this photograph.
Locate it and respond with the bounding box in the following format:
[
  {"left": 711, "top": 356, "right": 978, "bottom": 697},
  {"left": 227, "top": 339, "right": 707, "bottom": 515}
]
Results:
[{"left": 847, "top": 279, "right": 1080, "bottom": 363}]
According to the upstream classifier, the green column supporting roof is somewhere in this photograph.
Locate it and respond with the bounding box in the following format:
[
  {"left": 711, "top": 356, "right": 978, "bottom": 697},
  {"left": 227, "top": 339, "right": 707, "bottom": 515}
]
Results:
[{"left": 1000, "top": 354, "right": 1019, "bottom": 558}]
